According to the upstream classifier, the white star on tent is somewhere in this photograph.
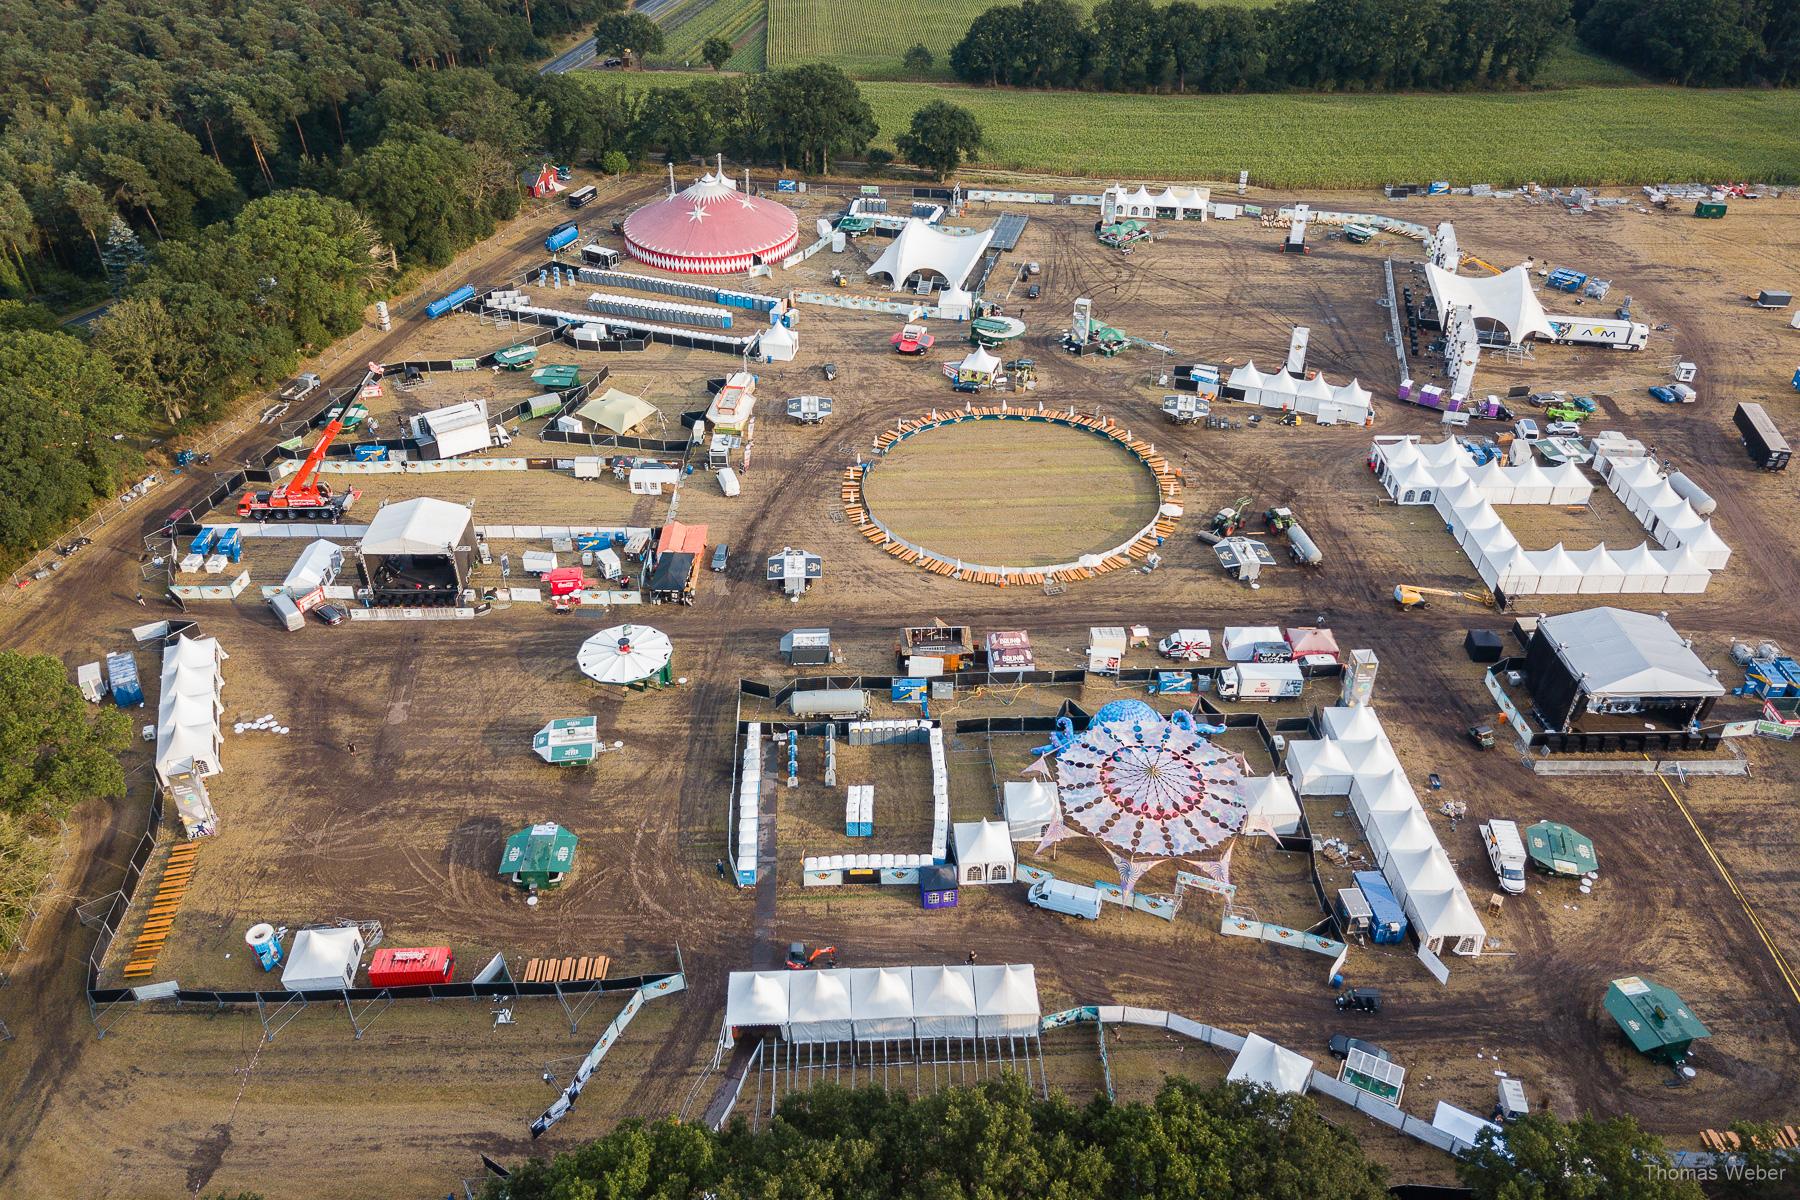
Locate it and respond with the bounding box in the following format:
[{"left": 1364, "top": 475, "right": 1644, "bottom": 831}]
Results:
[{"left": 687, "top": 206, "right": 709, "bottom": 222}]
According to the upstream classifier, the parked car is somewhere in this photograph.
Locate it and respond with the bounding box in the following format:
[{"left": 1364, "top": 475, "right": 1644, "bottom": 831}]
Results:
[
  {"left": 711, "top": 544, "right": 729, "bottom": 572},
  {"left": 1513, "top": 417, "right": 1540, "bottom": 440},
  {"left": 1328, "top": 1034, "right": 1390, "bottom": 1061},
  {"left": 1467, "top": 723, "right": 1496, "bottom": 750},
  {"left": 1026, "top": 284, "right": 1041, "bottom": 300},
  {"left": 1545, "top": 420, "right": 1582, "bottom": 437},
  {"left": 313, "top": 603, "right": 349, "bottom": 626},
  {"left": 1335, "top": 987, "right": 1382, "bottom": 1013},
  {"left": 1648, "top": 385, "right": 1678, "bottom": 404}
]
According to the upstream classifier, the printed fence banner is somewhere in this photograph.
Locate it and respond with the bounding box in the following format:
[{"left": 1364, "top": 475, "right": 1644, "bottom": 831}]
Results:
[
  {"left": 1130, "top": 892, "right": 1179, "bottom": 921},
  {"left": 1016, "top": 864, "right": 1054, "bottom": 885},
  {"left": 1220, "top": 912, "right": 1348, "bottom": 959},
  {"left": 803, "top": 870, "right": 843, "bottom": 887},
  {"left": 1175, "top": 870, "right": 1237, "bottom": 899},
  {"left": 1094, "top": 881, "right": 1126, "bottom": 905},
  {"left": 1041, "top": 1006, "right": 1099, "bottom": 1030}
]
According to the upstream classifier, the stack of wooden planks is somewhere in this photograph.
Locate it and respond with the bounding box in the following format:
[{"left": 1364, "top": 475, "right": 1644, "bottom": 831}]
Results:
[
  {"left": 522, "top": 955, "right": 612, "bottom": 984},
  {"left": 123, "top": 842, "right": 201, "bottom": 979}
]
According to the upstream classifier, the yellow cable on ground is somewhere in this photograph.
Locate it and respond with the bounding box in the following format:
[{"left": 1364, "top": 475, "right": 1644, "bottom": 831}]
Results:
[{"left": 1651, "top": 763, "right": 1800, "bottom": 1006}]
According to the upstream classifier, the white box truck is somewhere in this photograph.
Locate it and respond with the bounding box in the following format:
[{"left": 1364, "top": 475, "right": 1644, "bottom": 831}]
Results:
[
  {"left": 1028, "top": 877, "right": 1103, "bottom": 920},
  {"left": 1544, "top": 317, "right": 1649, "bottom": 350},
  {"left": 1480, "top": 820, "right": 1528, "bottom": 894},
  {"left": 1218, "top": 662, "right": 1304, "bottom": 701}
]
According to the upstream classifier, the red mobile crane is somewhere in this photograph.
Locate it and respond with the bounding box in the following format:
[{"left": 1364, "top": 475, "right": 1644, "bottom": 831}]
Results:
[{"left": 238, "top": 381, "right": 368, "bottom": 521}]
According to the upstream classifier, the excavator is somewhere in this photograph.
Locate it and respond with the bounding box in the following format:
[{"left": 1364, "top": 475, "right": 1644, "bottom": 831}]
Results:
[
  {"left": 237, "top": 383, "right": 367, "bottom": 521},
  {"left": 1393, "top": 584, "right": 1496, "bottom": 610}
]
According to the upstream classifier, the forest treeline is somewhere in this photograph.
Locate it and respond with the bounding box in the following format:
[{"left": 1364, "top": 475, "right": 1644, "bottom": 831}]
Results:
[{"left": 948, "top": 0, "right": 1800, "bottom": 91}]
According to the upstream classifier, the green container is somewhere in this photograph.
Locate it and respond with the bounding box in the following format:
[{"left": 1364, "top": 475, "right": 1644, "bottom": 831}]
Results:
[{"left": 1694, "top": 202, "right": 1727, "bottom": 219}]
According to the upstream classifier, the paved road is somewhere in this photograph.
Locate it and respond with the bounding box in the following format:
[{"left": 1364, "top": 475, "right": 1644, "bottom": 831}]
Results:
[{"left": 540, "top": 38, "right": 596, "bottom": 74}]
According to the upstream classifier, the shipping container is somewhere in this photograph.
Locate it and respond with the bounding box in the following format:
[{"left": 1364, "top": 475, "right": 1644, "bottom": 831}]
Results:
[
  {"left": 1734, "top": 402, "right": 1791, "bottom": 470},
  {"left": 366, "top": 946, "right": 454, "bottom": 988},
  {"left": 1755, "top": 290, "right": 1792, "bottom": 309},
  {"left": 566, "top": 185, "right": 597, "bottom": 209}
]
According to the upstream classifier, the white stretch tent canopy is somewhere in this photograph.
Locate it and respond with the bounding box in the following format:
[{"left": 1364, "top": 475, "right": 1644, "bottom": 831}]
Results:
[
  {"left": 1369, "top": 436, "right": 1718, "bottom": 596},
  {"left": 953, "top": 819, "right": 1016, "bottom": 884},
  {"left": 1286, "top": 706, "right": 1486, "bottom": 958},
  {"left": 1423, "top": 263, "right": 1555, "bottom": 342},
  {"left": 576, "top": 388, "right": 656, "bottom": 435},
  {"left": 155, "top": 635, "right": 225, "bottom": 787},
  {"left": 866, "top": 218, "right": 994, "bottom": 292},
  {"left": 280, "top": 926, "right": 365, "bottom": 991},
  {"left": 721, "top": 964, "right": 1041, "bottom": 1046},
  {"left": 359, "top": 498, "right": 472, "bottom": 556},
  {"left": 1227, "top": 1033, "right": 1314, "bottom": 1094}
]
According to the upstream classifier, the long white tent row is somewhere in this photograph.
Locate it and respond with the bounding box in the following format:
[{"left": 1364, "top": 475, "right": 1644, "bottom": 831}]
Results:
[
  {"left": 1286, "top": 707, "right": 1487, "bottom": 959},
  {"left": 1228, "top": 362, "right": 1372, "bottom": 425},
  {"left": 1372, "top": 436, "right": 1725, "bottom": 595},
  {"left": 721, "top": 964, "right": 1040, "bottom": 1046},
  {"left": 156, "top": 635, "right": 226, "bottom": 788},
  {"left": 1596, "top": 455, "right": 1733, "bottom": 570}
]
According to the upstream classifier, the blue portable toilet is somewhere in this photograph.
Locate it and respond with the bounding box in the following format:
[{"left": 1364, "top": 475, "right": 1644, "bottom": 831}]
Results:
[
  {"left": 190, "top": 527, "right": 217, "bottom": 556},
  {"left": 1353, "top": 870, "right": 1409, "bottom": 944},
  {"left": 245, "top": 923, "right": 284, "bottom": 971},
  {"left": 106, "top": 651, "right": 144, "bottom": 708},
  {"left": 215, "top": 527, "right": 243, "bottom": 562}
]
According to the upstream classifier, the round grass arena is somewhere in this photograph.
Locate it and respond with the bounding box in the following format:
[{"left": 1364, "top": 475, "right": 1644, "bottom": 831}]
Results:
[{"left": 860, "top": 419, "right": 1163, "bottom": 568}]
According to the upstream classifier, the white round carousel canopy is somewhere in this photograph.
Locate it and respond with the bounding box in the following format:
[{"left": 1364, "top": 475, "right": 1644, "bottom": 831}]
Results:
[
  {"left": 1054, "top": 712, "right": 1250, "bottom": 856},
  {"left": 577, "top": 624, "right": 672, "bottom": 686}
]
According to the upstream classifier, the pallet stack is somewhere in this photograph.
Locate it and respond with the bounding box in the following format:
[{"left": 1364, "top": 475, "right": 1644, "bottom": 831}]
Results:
[
  {"left": 1701, "top": 1127, "right": 1799, "bottom": 1153},
  {"left": 123, "top": 843, "right": 201, "bottom": 979},
  {"left": 522, "top": 955, "right": 612, "bottom": 984}
]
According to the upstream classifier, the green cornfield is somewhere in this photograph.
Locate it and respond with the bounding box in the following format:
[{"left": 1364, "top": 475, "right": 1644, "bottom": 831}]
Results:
[
  {"left": 604, "top": 71, "right": 1800, "bottom": 187},
  {"left": 650, "top": 0, "right": 769, "bottom": 71}
]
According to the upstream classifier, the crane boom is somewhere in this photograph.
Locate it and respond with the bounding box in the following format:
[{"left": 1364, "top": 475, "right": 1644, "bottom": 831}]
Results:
[{"left": 277, "top": 390, "right": 357, "bottom": 502}]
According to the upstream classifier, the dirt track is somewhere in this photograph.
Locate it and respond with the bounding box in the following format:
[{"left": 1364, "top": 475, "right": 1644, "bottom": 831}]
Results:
[{"left": 1, "top": 182, "right": 1797, "bottom": 1198}]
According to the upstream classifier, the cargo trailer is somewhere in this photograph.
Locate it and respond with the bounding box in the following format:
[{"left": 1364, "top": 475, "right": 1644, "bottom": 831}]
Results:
[
  {"left": 1734, "top": 402, "right": 1790, "bottom": 470},
  {"left": 1544, "top": 316, "right": 1649, "bottom": 350}
]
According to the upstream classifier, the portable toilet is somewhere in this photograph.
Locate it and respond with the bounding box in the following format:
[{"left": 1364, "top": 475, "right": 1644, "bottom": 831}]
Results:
[
  {"left": 106, "top": 651, "right": 144, "bottom": 708},
  {"left": 245, "top": 923, "right": 284, "bottom": 972}
]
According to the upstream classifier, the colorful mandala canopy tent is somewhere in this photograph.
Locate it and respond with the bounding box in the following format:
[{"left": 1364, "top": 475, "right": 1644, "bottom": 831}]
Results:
[{"left": 1054, "top": 711, "right": 1250, "bottom": 856}]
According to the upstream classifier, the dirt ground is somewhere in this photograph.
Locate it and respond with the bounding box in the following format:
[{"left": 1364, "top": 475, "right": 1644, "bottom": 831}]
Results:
[
  {"left": 861, "top": 420, "right": 1162, "bottom": 566},
  {"left": 2, "top": 177, "right": 1798, "bottom": 1199}
]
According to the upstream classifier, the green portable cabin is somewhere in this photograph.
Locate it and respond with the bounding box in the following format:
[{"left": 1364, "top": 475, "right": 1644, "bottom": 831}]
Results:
[
  {"left": 1344, "top": 223, "right": 1377, "bottom": 244},
  {"left": 493, "top": 344, "right": 539, "bottom": 370},
  {"left": 530, "top": 364, "right": 581, "bottom": 389},
  {"left": 1604, "top": 976, "right": 1710, "bottom": 1065},
  {"left": 534, "top": 716, "right": 599, "bottom": 765},
  {"left": 1525, "top": 821, "right": 1596, "bottom": 876},
  {"left": 1694, "top": 201, "right": 1727, "bottom": 219},
  {"left": 500, "top": 822, "right": 579, "bottom": 890},
  {"left": 525, "top": 392, "right": 564, "bottom": 419}
]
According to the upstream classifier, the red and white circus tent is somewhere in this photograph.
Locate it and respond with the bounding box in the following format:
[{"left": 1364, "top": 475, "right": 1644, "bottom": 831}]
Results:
[{"left": 623, "top": 162, "right": 799, "bottom": 275}]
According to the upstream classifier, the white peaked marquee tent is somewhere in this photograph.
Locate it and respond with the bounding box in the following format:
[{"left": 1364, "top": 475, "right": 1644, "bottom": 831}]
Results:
[
  {"left": 1423, "top": 264, "right": 1555, "bottom": 342},
  {"left": 1371, "top": 436, "right": 1727, "bottom": 596},
  {"left": 1227, "top": 1033, "right": 1314, "bottom": 1094},
  {"left": 1287, "top": 707, "right": 1487, "bottom": 959},
  {"left": 1226, "top": 362, "right": 1371, "bottom": 425},
  {"left": 866, "top": 219, "right": 994, "bottom": 293},
  {"left": 156, "top": 635, "right": 226, "bottom": 787},
  {"left": 721, "top": 964, "right": 1041, "bottom": 1047},
  {"left": 953, "top": 819, "right": 1016, "bottom": 884}
]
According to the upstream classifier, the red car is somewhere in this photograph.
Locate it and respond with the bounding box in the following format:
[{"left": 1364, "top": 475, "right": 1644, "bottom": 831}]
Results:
[{"left": 890, "top": 324, "right": 934, "bottom": 355}]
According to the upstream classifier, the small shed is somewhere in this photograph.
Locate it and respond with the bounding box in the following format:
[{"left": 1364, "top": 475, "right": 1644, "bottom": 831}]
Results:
[
  {"left": 1335, "top": 887, "right": 1374, "bottom": 935},
  {"left": 952, "top": 819, "right": 1016, "bottom": 885},
  {"left": 781, "top": 628, "right": 833, "bottom": 667},
  {"left": 1464, "top": 629, "right": 1505, "bottom": 664},
  {"left": 500, "top": 822, "right": 579, "bottom": 890},
  {"left": 534, "top": 716, "right": 600, "bottom": 764},
  {"left": 919, "top": 863, "right": 960, "bottom": 910},
  {"left": 1087, "top": 626, "right": 1128, "bottom": 674},
  {"left": 1525, "top": 821, "right": 1597, "bottom": 876},
  {"left": 1604, "top": 976, "right": 1710, "bottom": 1064}
]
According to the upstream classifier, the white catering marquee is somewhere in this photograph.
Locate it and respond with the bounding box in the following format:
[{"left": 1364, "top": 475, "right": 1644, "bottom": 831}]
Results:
[
  {"left": 721, "top": 964, "right": 1039, "bottom": 1046},
  {"left": 866, "top": 218, "right": 994, "bottom": 293},
  {"left": 1226, "top": 361, "right": 1371, "bottom": 425},
  {"left": 1371, "top": 436, "right": 1727, "bottom": 596},
  {"left": 1287, "top": 706, "right": 1486, "bottom": 959},
  {"left": 1227, "top": 1033, "right": 1315, "bottom": 1094},
  {"left": 155, "top": 635, "right": 226, "bottom": 787}
]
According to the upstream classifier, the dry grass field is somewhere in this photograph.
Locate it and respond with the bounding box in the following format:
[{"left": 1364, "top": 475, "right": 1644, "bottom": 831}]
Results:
[
  {"left": 1, "top": 178, "right": 1797, "bottom": 1198},
  {"left": 860, "top": 420, "right": 1162, "bottom": 566}
]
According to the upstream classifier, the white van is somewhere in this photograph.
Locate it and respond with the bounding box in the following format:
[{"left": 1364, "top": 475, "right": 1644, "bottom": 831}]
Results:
[
  {"left": 1028, "top": 877, "right": 1103, "bottom": 920},
  {"left": 1158, "top": 629, "right": 1212, "bottom": 661},
  {"left": 1480, "top": 820, "right": 1528, "bottom": 894}
]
